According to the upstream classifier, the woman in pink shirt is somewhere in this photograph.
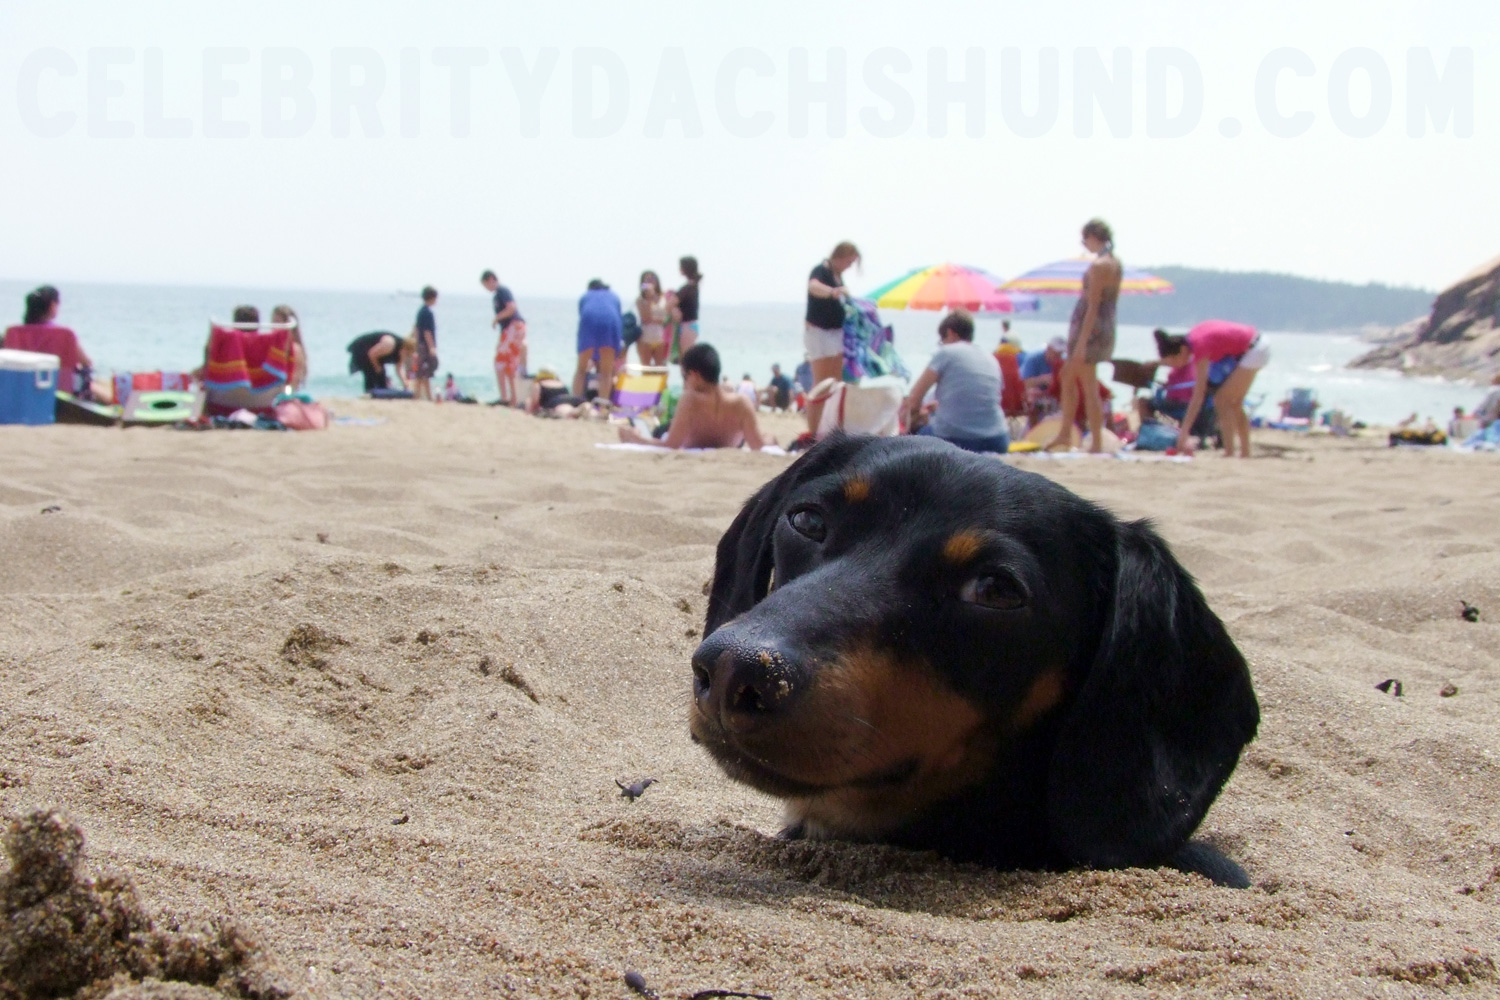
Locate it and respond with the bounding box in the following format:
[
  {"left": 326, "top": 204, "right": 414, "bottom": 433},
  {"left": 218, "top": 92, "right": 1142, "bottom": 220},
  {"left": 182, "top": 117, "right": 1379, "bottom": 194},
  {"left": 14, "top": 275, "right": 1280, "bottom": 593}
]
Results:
[{"left": 1154, "top": 320, "right": 1270, "bottom": 458}]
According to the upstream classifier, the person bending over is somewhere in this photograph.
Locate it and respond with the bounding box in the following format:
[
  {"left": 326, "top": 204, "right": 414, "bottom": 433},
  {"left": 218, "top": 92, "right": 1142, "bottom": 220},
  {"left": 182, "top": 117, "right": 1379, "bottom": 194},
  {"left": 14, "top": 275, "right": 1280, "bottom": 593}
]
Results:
[
  {"left": 575, "top": 279, "right": 621, "bottom": 405},
  {"left": 1154, "top": 320, "right": 1270, "bottom": 458},
  {"left": 903, "top": 309, "right": 1010, "bottom": 454},
  {"left": 617, "top": 343, "right": 772, "bottom": 450},
  {"left": 346, "top": 331, "right": 410, "bottom": 393}
]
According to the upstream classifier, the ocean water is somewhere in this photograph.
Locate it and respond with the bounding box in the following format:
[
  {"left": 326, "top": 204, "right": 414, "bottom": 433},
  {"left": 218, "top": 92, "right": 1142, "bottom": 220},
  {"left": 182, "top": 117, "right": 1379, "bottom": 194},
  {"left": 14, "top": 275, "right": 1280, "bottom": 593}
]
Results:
[{"left": 0, "top": 279, "right": 1484, "bottom": 427}]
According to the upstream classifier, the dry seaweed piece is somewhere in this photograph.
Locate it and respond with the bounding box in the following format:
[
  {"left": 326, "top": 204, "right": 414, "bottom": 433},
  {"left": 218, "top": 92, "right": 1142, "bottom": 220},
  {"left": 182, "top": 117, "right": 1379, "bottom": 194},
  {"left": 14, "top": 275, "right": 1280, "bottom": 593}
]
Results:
[
  {"left": 690, "top": 991, "right": 774, "bottom": 999},
  {"left": 623, "top": 969, "right": 658, "bottom": 998},
  {"left": 1460, "top": 601, "right": 1480, "bottom": 622},
  {"left": 615, "top": 778, "right": 657, "bottom": 802},
  {"left": 280, "top": 623, "right": 346, "bottom": 668}
]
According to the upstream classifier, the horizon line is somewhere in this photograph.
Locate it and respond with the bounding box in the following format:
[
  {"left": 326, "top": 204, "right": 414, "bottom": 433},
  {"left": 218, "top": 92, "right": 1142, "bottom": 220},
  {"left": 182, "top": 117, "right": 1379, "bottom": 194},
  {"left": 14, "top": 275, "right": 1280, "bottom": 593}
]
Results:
[{"left": 0, "top": 266, "right": 1440, "bottom": 303}]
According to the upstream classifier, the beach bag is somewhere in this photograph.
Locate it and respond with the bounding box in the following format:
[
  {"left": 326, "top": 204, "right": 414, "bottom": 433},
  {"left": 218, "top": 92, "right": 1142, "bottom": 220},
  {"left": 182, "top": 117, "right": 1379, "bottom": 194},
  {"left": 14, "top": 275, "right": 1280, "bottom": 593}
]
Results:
[
  {"left": 620, "top": 311, "right": 642, "bottom": 348},
  {"left": 1134, "top": 422, "right": 1178, "bottom": 451},
  {"left": 810, "top": 375, "right": 904, "bottom": 439},
  {"left": 1388, "top": 428, "right": 1446, "bottom": 447}
]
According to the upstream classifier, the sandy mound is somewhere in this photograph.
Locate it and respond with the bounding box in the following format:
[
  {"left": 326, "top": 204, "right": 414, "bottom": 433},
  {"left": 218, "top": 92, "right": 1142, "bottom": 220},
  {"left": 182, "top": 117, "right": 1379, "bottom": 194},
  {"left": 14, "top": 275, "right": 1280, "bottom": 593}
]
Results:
[{"left": 0, "top": 811, "right": 285, "bottom": 1000}]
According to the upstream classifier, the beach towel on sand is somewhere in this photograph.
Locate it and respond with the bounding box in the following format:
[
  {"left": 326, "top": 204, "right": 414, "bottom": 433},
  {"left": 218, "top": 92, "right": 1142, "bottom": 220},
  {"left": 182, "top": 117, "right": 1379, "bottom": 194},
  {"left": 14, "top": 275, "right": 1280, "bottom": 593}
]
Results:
[
  {"left": 596, "top": 442, "right": 787, "bottom": 456},
  {"left": 112, "top": 370, "right": 192, "bottom": 405},
  {"left": 202, "top": 325, "right": 290, "bottom": 414}
]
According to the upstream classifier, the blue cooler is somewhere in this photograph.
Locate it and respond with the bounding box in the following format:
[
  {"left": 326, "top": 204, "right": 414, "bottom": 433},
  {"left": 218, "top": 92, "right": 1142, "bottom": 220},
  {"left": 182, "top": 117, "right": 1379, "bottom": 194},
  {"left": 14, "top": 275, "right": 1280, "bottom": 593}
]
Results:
[{"left": 0, "top": 349, "right": 59, "bottom": 425}]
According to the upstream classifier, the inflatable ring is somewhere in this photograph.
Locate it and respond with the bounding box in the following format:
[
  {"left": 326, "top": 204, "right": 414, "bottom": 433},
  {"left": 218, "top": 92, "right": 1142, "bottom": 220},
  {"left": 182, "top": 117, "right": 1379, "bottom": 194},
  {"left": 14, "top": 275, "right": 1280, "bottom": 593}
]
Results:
[{"left": 123, "top": 390, "right": 197, "bottom": 425}]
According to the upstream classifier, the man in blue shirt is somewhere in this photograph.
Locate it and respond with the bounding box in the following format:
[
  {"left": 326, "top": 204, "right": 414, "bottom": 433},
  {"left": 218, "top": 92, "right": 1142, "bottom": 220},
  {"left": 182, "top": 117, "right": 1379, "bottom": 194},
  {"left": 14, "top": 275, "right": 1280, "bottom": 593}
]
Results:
[
  {"left": 1019, "top": 336, "right": 1066, "bottom": 397},
  {"left": 766, "top": 363, "right": 794, "bottom": 411},
  {"left": 903, "top": 310, "right": 1009, "bottom": 454}
]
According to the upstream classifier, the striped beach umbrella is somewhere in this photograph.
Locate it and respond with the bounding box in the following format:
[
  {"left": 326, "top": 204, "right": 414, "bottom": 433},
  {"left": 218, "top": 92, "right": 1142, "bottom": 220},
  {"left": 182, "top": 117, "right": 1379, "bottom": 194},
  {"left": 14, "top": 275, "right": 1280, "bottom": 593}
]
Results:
[
  {"left": 1001, "top": 257, "right": 1174, "bottom": 295},
  {"left": 866, "top": 263, "right": 1042, "bottom": 313}
]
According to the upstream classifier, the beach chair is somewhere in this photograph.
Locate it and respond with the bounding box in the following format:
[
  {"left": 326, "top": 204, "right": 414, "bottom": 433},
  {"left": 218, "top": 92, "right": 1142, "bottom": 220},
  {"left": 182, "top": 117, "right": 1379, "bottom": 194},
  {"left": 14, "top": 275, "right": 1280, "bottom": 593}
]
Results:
[
  {"left": 1109, "top": 358, "right": 1160, "bottom": 396},
  {"left": 997, "top": 350, "right": 1027, "bottom": 418},
  {"left": 201, "top": 319, "right": 294, "bottom": 416},
  {"left": 610, "top": 364, "right": 669, "bottom": 418},
  {"left": 1278, "top": 387, "right": 1318, "bottom": 426}
]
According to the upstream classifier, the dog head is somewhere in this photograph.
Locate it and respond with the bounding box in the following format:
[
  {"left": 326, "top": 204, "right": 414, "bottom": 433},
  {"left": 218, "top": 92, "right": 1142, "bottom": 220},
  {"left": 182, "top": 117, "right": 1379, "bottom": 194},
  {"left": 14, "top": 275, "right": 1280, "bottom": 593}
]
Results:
[{"left": 691, "top": 434, "right": 1258, "bottom": 871}]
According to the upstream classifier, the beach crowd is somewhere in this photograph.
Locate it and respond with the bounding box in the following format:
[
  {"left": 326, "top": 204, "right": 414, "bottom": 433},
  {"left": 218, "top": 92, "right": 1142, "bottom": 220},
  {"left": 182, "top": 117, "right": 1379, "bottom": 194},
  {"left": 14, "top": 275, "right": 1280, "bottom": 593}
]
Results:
[{"left": 10, "top": 218, "right": 1497, "bottom": 454}]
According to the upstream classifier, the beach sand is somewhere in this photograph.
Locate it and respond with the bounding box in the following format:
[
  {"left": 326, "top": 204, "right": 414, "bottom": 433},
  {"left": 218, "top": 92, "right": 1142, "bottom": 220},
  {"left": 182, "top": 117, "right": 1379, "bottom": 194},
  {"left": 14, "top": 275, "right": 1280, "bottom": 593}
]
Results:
[{"left": 2, "top": 404, "right": 1497, "bottom": 999}]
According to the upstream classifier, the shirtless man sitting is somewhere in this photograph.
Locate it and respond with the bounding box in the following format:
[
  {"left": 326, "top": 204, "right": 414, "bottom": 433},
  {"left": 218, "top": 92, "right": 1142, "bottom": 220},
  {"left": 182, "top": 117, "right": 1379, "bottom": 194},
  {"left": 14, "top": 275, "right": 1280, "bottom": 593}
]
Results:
[{"left": 618, "top": 343, "right": 774, "bottom": 451}]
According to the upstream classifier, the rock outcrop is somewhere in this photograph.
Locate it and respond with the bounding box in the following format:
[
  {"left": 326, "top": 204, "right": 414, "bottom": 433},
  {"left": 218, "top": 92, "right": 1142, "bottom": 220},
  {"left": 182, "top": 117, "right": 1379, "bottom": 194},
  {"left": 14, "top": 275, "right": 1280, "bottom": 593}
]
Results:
[{"left": 1350, "top": 255, "right": 1500, "bottom": 380}]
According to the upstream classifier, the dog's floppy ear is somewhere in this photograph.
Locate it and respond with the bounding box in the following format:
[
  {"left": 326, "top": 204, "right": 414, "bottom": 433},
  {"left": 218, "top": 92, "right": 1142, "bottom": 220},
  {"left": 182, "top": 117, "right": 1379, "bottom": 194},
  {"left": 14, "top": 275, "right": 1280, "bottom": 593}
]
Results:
[
  {"left": 1047, "top": 518, "right": 1259, "bottom": 870},
  {"left": 704, "top": 433, "right": 878, "bottom": 635}
]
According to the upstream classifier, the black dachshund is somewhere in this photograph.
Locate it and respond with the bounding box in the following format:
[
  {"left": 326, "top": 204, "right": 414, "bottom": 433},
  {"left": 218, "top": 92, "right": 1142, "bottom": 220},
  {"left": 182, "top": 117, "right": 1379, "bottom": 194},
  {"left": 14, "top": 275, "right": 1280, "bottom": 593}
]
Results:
[{"left": 691, "top": 435, "right": 1259, "bottom": 886}]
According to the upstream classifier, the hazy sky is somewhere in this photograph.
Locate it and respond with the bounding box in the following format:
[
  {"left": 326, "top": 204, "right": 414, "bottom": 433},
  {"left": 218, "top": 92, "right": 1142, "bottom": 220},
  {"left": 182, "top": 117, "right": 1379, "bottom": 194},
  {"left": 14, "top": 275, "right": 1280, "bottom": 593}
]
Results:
[{"left": 0, "top": 1, "right": 1492, "bottom": 301}]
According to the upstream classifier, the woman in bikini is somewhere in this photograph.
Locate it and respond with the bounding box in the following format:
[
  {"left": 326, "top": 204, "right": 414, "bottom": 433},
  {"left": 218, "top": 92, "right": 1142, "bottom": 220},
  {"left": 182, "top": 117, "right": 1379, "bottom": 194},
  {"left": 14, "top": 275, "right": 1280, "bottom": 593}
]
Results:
[
  {"left": 635, "top": 270, "right": 670, "bottom": 366},
  {"left": 1045, "top": 219, "right": 1121, "bottom": 453}
]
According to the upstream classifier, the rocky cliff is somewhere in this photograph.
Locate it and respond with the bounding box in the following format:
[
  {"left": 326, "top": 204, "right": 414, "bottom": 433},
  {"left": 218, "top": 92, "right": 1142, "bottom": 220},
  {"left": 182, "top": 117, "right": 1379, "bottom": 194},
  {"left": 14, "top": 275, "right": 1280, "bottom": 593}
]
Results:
[{"left": 1350, "top": 255, "right": 1500, "bottom": 380}]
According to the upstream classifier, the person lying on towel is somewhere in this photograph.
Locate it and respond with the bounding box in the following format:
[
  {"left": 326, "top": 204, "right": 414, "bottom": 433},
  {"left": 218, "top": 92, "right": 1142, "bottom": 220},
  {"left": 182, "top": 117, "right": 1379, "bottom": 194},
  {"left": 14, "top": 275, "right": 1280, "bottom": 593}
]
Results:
[{"left": 617, "top": 343, "right": 774, "bottom": 451}]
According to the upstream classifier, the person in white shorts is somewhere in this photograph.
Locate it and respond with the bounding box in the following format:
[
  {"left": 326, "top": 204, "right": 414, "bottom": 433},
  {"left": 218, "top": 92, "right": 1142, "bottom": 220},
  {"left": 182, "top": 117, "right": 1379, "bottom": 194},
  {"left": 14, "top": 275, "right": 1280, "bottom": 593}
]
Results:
[
  {"left": 1154, "top": 321, "right": 1271, "bottom": 459},
  {"left": 804, "top": 241, "right": 860, "bottom": 434}
]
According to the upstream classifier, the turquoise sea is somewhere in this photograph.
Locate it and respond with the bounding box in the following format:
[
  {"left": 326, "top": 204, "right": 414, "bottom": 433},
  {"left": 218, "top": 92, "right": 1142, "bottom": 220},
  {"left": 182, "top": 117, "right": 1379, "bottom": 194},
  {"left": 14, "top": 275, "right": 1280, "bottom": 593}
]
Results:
[{"left": 0, "top": 279, "right": 1482, "bottom": 427}]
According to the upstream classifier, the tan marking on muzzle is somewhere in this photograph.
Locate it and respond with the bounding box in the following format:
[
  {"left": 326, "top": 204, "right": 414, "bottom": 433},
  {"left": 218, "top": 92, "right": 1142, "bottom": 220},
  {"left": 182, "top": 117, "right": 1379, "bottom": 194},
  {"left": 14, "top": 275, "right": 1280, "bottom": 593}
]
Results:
[
  {"left": 1012, "top": 668, "right": 1066, "bottom": 731},
  {"left": 770, "top": 645, "right": 996, "bottom": 838}
]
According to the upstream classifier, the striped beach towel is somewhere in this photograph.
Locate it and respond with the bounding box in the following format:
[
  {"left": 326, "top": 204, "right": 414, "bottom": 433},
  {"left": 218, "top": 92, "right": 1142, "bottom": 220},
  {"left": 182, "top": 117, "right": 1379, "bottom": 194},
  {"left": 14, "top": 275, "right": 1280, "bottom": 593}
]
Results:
[{"left": 202, "top": 325, "right": 290, "bottom": 414}]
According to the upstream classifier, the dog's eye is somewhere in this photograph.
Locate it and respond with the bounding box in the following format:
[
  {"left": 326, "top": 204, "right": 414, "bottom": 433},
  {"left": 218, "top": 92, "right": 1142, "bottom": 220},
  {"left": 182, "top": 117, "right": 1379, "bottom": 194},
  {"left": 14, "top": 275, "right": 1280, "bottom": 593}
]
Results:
[
  {"left": 960, "top": 573, "right": 1028, "bottom": 611},
  {"left": 787, "top": 508, "right": 827, "bottom": 542}
]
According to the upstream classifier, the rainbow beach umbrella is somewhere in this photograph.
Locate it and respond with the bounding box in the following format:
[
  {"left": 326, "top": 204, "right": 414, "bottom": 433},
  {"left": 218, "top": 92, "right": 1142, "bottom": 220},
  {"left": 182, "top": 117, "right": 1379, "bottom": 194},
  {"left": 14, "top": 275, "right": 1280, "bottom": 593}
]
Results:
[
  {"left": 1001, "top": 257, "right": 1174, "bottom": 295},
  {"left": 866, "top": 263, "right": 1041, "bottom": 313}
]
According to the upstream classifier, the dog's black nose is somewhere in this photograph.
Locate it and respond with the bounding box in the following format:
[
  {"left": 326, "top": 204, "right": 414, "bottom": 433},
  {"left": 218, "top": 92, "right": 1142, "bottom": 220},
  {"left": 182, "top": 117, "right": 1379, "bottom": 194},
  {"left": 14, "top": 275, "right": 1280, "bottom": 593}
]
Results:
[{"left": 691, "top": 630, "right": 800, "bottom": 732}]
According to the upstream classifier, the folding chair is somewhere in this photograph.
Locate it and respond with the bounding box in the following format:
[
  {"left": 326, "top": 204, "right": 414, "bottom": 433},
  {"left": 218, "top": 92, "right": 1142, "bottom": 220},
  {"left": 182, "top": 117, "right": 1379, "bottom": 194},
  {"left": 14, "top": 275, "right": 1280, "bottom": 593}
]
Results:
[
  {"left": 201, "top": 319, "right": 294, "bottom": 415},
  {"left": 610, "top": 364, "right": 670, "bottom": 418}
]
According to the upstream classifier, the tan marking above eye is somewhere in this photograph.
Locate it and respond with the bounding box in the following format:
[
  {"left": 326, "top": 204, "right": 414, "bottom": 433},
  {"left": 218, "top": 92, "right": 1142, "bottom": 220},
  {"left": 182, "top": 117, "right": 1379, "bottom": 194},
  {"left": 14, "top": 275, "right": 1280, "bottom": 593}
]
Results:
[
  {"left": 942, "top": 531, "right": 985, "bottom": 565},
  {"left": 842, "top": 477, "right": 872, "bottom": 503}
]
